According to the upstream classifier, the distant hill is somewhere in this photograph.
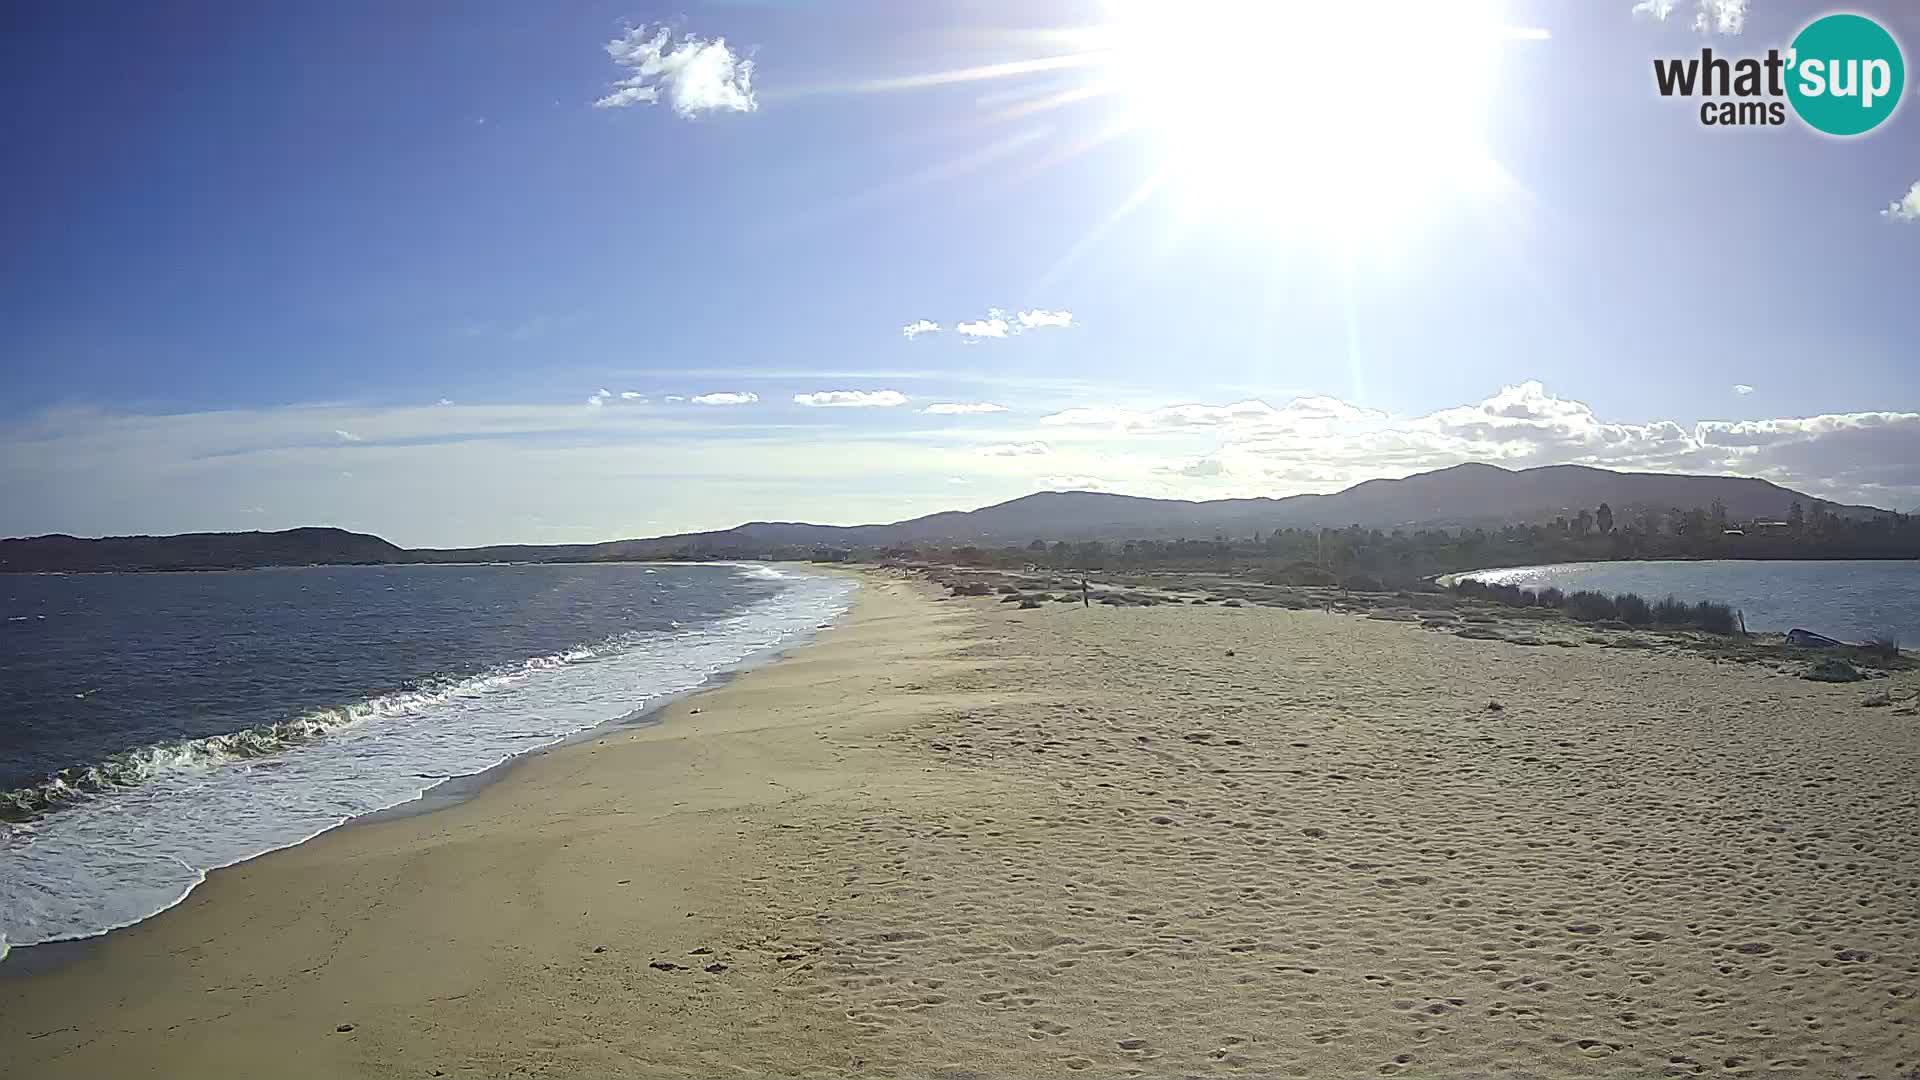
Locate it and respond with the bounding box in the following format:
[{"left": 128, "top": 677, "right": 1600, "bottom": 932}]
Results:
[
  {"left": 1, "top": 463, "right": 1889, "bottom": 571},
  {"left": 620, "top": 462, "right": 1884, "bottom": 553},
  {"left": 0, "top": 528, "right": 405, "bottom": 573}
]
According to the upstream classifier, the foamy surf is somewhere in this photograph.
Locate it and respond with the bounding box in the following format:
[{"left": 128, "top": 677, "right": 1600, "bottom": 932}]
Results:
[{"left": 0, "top": 564, "right": 853, "bottom": 954}]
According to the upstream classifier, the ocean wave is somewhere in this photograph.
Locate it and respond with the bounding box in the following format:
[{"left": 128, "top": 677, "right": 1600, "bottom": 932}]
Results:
[
  {"left": 0, "top": 640, "right": 624, "bottom": 824},
  {"left": 0, "top": 566, "right": 855, "bottom": 951}
]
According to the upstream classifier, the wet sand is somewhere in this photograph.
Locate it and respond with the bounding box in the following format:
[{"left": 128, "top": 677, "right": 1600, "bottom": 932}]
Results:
[{"left": 4, "top": 570, "right": 1917, "bottom": 1078}]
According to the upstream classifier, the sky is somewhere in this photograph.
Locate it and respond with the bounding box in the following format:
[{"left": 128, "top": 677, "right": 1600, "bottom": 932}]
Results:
[{"left": 2, "top": 0, "right": 1917, "bottom": 547}]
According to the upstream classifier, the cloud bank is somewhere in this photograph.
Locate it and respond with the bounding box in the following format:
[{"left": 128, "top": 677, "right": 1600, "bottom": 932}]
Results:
[
  {"left": 901, "top": 320, "right": 940, "bottom": 339},
  {"left": 6, "top": 383, "right": 1915, "bottom": 548},
  {"left": 922, "top": 402, "right": 1009, "bottom": 415},
  {"left": 594, "top": 25, "right": 757, "bottom": 118},
  {"left": 792, "top": 390, "right": 909, "bottom": 408}
]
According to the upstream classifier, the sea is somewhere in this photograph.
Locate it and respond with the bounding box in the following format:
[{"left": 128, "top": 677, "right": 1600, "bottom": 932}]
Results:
[
  {"left": 1456, "top": 559, "right": 1920, "bottom": 643},
  {"left": 0, "top": 562, "right": 854, "bottom": 960}
]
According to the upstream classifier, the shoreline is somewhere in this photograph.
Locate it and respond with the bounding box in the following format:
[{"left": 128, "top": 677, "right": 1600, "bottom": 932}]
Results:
[
  {"left": 0, "top": 562, "right": 853, "bottom": 965},
  {"left": 5, "top": 568, "right": 1915, "bottom": 1077}
]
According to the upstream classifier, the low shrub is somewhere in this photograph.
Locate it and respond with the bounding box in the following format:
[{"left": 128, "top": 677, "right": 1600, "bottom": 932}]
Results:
[
  {"left": 1535, "top": 586, "right": 1565, "bottom": 608},
  {"left": 1615, "top": 592, "right": 1652, "bottom": 626},
  {"left": 1340, "top": 572, "right": 1385, "bottom": 592},
  {"left": 1863, "top": 635, "right": 1901, "bottom": 659},
  {"left": 1565, "top": 590, "right": 1617, "bottom": 622},
  {"left": 1652, "top": 594, "right": 1692, "bottom": 625},
  {"left": 1693, "top": 601, "right": 1739, "bottom": 635}
]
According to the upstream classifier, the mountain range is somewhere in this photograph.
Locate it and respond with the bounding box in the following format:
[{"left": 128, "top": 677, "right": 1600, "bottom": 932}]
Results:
[{"left": 0, "top": 463, "right": 1887, "bottom": 573}]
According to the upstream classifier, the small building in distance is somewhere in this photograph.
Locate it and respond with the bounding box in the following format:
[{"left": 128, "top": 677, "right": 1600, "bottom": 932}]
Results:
[
  {"left": 1749, "top": 521, "right": 1793, "bottom": 535},
  {"left": 811, "top": 546, "right": 851, "bottom": 563}
]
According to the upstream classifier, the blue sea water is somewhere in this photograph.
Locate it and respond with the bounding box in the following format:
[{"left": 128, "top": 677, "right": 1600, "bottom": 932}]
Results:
[
  {"left": 0, "top": 562, "right": 853, "bottom": 956},
  {"left": 1458, "top": 559, "right": 1920, "bottom": 643}
]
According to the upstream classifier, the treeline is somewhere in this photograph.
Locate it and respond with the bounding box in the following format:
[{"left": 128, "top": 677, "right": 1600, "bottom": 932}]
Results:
[
  {"left": 845, "top": 499, "right": 1917, "bottom": 588},
  {"left": 1452, "top": 577, "right": 1740, "bottom": 635}
]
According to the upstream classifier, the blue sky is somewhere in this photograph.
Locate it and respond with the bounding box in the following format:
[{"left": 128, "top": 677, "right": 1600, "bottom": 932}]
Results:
[{"left": 2, "top": 0, "right": 1917, "bottom": 546}]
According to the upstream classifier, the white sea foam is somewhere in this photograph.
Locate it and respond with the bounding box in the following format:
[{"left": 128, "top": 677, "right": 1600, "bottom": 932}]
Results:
[{"left": 0, "top": 565, "right": 853, "bottom": 953}]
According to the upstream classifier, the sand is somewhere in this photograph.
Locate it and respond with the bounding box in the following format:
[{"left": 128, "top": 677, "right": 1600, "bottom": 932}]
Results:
[{"left": 4, "top": 569, "right": 1917, "bottom": 1078}]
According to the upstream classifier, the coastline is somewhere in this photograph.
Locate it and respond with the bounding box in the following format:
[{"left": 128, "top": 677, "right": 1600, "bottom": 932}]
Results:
[{"left": 5, "top": 569, "right": 1916, "bottom": 1078}]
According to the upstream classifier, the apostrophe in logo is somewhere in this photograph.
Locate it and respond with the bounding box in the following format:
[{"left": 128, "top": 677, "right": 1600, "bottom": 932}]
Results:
[
  {"left": 1785, "top": 13, "right": 1905, "bottom": 136},
  {"left": 1651, "top": 11, "right": 1905, "bottom": 136}
]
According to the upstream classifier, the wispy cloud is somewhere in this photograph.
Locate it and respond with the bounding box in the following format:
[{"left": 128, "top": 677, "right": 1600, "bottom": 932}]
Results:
[
  {"left": 978, "top": 441, "right": 1051, "bottom": 457},
  {"left": 901, "top": 319, "right": 940, "bottom": 340},
  {"left": 1017, "top": 308, "right": 1074, "bottom": 329},
  {"left": 1632, "top": 0, "right": 1745, "bottom": 33},
  {"left": 956, "top": 311, "right": 1011, "bottom": 340},
  {"left": 333, "top": 429, "right": 362, "bottom": 442},
  {"left": 594, "top": 25, "right": 757, "bottom": 118},
  {"left": 792, "top": 390, "right": 909, "bottom": 408},
  {"left": 1733, "top": 384, "right": 1755, "bottom": 396},
  {"left": 620, "top": 391, "right": 645, "bottom": 401},
  {"left": 690, "top": 391, "right": 758, "bottom": 405},
  {"left": 1884, "top": 181, "right": 1920, "bottom": 224},
  {"left": 922, "top": 402, "right": 1009, "bottom": 415},
  {"left": 586, "top": 388, "right": 612, "bottom": 407}
]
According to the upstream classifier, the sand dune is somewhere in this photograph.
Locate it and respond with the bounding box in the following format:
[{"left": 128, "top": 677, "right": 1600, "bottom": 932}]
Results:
[{"left": 4, "top": 570, "right": 1916, "bottom": 1078}]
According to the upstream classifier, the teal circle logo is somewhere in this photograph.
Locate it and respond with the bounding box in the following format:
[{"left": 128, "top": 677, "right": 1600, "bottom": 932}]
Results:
[{"left": 1786, "top": 13, "right": 1905, "bottom": 136}]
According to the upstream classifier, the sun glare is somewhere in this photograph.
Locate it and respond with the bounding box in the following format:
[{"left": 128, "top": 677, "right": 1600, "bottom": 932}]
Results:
[{"left": 1093, "top": 0, "right": 1529, "bottom": 250}]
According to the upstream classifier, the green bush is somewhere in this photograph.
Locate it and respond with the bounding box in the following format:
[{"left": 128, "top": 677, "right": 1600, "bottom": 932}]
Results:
[
  {"left": 1652, "top": 594, "right": 1692, "bottom": 625},
  {"left": 1615, "top": 592, "right": 1652, "bottom": 626},
  {"left": 1565, "top": 590, "right": 1617, "bottom": 622},
  {"left": 1535, "top": 586, "right": 1565, "bottom": 608},
  {"left": 1693, "top": 601, "right": 1738, "bottom": 635}
]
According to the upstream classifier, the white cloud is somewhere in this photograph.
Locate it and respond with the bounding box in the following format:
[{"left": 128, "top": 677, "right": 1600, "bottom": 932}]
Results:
[
  {"left": 1694, "top": 0, "right": 1746, "bottom": 33},
  {"left": 901, "top": 319, "right": 940, "bottom": 340},
  {"left": 594, "top": 25, "right": 757, "bottom": 118},
  {"left": 956, "top": 312, "right": 1011, "bottom": 340},
  {"left": 664, "top": 395, "right": 686, "bottom": 403},
  {"left": 620, "top": 391, "right": 645, "bottom": 401},
  {"left": 978, "top": 441, "right": 1051, "bottom": 457},
  {"left": 1632, "top": 0, "right": 1744, "bottom": 33},
  {"left": 690, "top": 391, "right": 758, "bottom": 406},
  {"left": 1017, "top": 309, "right": 1074, "bottom": 329},
  {"left": 436, "top": 398, "right": 454, "bottom": 407},
  {"left": 334, "top": 430, "right": 362, "bottom": 442},
  {"left": 586, "top": 389, "right": 612, "bottom": 408},
  {"left": 948, "top": 307, "right": 1072, "bottom": 341},
  {"left": 1883, "top": 181, "right": 1920, "bottom": 224},
  {"left": 1733, "top": 384, "right": 1755, "bottom": 395},
  {"left": 792, "top": 390, "right": 909, "bottom": 408},
  {"left": 1041, "top": 396, "right": 1384, "bottom": 434},
  {"left": 922, "top": 402, "right": 1010, "bottom": 415}
]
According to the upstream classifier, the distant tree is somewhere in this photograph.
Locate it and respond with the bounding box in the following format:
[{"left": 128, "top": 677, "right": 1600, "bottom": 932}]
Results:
[
  {"left": 1575, "top": 508, "right": 1594, "bottom": 536},
  {"left": 1596, "top": 502, "right": 1614, "bottom": 535},
  {"left": 1027, "top": 538, "right": 1047, "bottom": 552},
  {"left": 1788, "top": 500, "right": 1805, "bottom": 531},
  {"left": 1709, "top": 498, "right": 1729, "bottom": 532}
]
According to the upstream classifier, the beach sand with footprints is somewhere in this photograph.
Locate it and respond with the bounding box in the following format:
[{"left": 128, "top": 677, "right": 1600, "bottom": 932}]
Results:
[{"left": 5, "top": 569, "right": 1917, "bottom": 1078}]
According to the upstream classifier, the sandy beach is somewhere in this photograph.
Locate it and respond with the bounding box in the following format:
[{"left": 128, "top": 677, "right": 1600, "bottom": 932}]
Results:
[{"left": 5, "top": 570, "right": 1917, "bottom": 1079}]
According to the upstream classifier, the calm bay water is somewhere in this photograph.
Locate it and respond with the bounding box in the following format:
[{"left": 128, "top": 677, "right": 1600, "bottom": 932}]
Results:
[
  {"left": 0, "top": 562, "right": 853, "bottom": 955},
  {"left": 1459, "top": 560, "right": 1920, "bottom": 643}
]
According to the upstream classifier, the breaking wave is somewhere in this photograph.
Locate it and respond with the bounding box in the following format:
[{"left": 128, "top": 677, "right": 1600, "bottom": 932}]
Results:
[{"left": 0, "top": 564, "right": 853, "bottom": 952}]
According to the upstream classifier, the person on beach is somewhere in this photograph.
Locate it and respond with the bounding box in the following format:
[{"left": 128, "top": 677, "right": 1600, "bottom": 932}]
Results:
[{"left": 1081, "top": 577, "right": 1090, "bottom": 607}]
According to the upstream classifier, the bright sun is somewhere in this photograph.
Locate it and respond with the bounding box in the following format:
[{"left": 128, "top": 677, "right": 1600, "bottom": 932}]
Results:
[{"left": 1090, "top": 0, "right": 1530, "bottom": 249}]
